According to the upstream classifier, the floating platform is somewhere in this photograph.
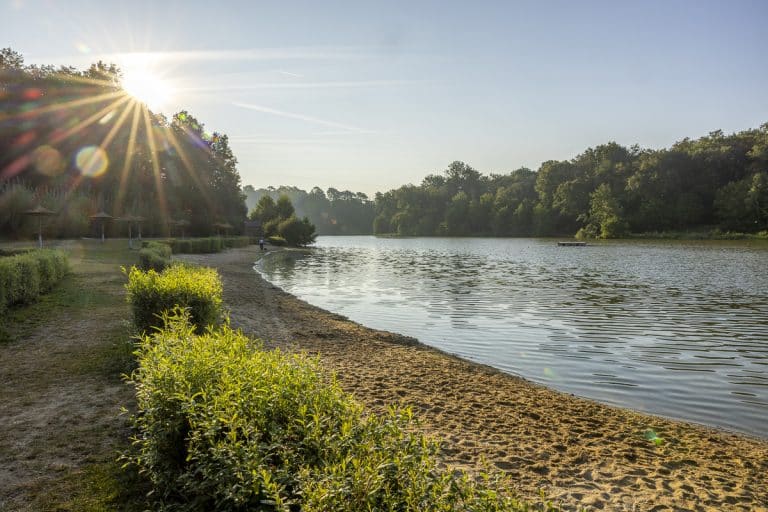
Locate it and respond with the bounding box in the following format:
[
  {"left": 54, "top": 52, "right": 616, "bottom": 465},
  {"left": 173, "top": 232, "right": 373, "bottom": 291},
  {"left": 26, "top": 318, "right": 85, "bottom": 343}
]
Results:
[{"left": 557, "top": 241, "right": 588, "bottom": 247}]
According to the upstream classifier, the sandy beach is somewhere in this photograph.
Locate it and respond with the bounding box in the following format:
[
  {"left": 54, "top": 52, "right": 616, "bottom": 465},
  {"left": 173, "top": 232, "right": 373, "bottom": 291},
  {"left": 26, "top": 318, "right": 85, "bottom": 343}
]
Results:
[{"left": 178, "top": 246, "right": 768, "bottom": 512}]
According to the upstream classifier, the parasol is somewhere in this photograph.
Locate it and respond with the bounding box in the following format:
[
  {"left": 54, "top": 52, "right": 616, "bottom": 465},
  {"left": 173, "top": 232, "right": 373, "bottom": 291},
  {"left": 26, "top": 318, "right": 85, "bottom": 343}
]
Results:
[
  {"left": 24, "top": 205, "right": 56, "bottom": 248},
  {"left": 89, "top": 211, "right": 113, "bottom": 243}
]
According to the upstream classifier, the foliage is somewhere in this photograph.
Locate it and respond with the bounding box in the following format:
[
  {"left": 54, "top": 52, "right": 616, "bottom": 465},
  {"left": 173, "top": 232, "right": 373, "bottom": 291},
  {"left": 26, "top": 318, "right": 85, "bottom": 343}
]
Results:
[
  {"left": 249, "top": 195, "right": 316, "bottom": 246},
  {"left": 124, "top": 265, "right": 222, "bottom": 334},
  {"left": 373, "top": 124, "right": 768, "bottom": 238},
  {"left": 125, "top": 310, "right": 557, "bottom": 512},
  {"left": 245, "top": 186, "right": 375, "bottom": 236},
  {"left": 267, "top": 235, "right": 287, "bottom": 246},
  {"left": 169, "top": 237, "right": 223, "bottom": 254},
  {"left": 138, "top": 242, "right": 172, "bottom": 271},
  {"left": 0, "top": 49, "right": 247, "bottom": 241},
  {"left": 0, "top": 249, "right": 69, "bottom": 313},
  {"left": 221, "top": 236, "right": 251, "bottom": 249}
]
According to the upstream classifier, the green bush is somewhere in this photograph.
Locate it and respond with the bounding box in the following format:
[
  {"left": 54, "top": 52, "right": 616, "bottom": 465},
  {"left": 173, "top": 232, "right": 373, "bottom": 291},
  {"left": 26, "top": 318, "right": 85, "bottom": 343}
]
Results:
[
  {"left": 0, "top": 249, "right": 69, "bottom": 313},
  {"left": 124, "top": 265, "right": 223, "bottom": 334},
  {"left": 125, "top": 310, "right": 554, "bottom": 512},
  {"left": 267, "top": 235, "right": 286, "bottom": 246},
  {"left": 221, "top": 236, "right": 251, "bottom": 248},
  {"left": 139, "top": 242, "right": 172, "bottom": 271},
  {"left": 169, "top": 237, "right": 226, "bottom": 254},
  {"left": 276, "top": 215, "right": 316, "bottom": 246}
]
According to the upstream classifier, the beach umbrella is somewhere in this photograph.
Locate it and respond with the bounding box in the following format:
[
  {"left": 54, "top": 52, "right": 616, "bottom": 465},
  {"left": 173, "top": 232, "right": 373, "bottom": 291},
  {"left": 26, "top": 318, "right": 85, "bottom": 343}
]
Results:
[
  {"left": 212, "top": 222, "right": 233, "bottom": 237},
  {"left": 170, "top": 219, "right": 190, "bottom": 239},
  {"left": 116, "top": 215, "right": 142, "bottom": 249},
  {"left": 133, "top": 215, "right": 146, "bottom": 241},
  {"left": 89, "top": 211, "right": 113, "bottom": 243},
  {"left": 24, "top": 205, "right": 56, "bottom": 248}
]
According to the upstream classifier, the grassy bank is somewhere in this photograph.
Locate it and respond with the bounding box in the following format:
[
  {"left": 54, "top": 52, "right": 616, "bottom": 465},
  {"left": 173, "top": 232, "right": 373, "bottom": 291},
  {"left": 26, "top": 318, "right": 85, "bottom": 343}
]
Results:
[{"left": 0, "top": 240, "right": 148, "bottom": 511}]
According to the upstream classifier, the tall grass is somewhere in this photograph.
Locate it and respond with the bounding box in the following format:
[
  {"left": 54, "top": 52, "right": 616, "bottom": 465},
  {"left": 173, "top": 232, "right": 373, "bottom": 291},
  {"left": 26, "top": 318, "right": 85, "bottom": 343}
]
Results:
[{"left": 125, "top": 310, "right": 559, "bottom": 511}]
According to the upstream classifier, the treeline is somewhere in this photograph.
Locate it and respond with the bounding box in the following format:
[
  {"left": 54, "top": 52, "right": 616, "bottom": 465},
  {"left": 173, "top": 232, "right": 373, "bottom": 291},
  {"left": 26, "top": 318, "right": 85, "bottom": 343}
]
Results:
[
  {"left": 0, "top": 48, "right": 247, "bottom": 239},
  {"left": 244, "top": 185, "right": 375, "bottom": 235},
  {"left": 374, "top": 125, "right": 768, "bottom": 238}
]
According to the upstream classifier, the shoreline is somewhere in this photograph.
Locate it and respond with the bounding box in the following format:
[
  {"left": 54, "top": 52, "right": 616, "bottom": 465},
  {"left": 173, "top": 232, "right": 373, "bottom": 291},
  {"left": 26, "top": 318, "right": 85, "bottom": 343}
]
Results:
[{"left": 178, "top": 246, "right": 768, "bottom": 511}]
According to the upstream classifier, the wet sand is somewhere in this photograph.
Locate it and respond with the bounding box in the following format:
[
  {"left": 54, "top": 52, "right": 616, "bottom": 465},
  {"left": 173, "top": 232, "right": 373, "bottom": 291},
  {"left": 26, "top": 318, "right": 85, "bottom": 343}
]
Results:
[{"left": 178, "top": 247, "right": 768, "bottom": 512}]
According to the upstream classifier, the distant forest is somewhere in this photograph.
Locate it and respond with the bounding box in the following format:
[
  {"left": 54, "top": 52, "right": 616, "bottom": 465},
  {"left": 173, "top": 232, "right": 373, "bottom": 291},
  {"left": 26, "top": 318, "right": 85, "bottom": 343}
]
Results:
[
  {"left": 250, "top": 124, "right": 768, "bottom": 239},
  {"left": 244, "top": 186, "right": 375, "bottom": 235},
  {"left": 0, "top": 48, "right": 246, "bottom": 239},
  {"left": 3, "top": 49, "right": 766, "bottom": 241},
  {"left": 373, "top": 126, "right": 768, "bottom": 238}
]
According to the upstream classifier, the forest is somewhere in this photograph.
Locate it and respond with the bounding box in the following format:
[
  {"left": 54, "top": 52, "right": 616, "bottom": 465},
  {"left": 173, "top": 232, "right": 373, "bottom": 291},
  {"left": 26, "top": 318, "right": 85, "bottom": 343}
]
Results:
[
  {"left": 244, "top": 185, "right": 375, "bottom": 235},
  {"left": 0, "top": 48, "right": 246, "bottom": 239},
  {"left": 2, "top": 46, "right": 766, "bottom": 241},
  {"left": 374, "top": 127, "right": 768, "bottom": 238}
]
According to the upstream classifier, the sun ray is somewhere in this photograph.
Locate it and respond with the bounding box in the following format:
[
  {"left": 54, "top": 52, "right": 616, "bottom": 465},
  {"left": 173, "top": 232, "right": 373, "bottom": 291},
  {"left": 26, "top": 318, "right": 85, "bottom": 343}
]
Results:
[
  {"left": 48, "top": 94, "right": 131, "bottom": 145},
  {"left": 141, "top": 104, "right": 168, "bottom": 222},
  {"left": 163, "top": 122, "right": 215, "bottom": 209},
  {"left": 99, "top": 98, "right": 134, "bottom": 150},
  {"left": 0, "top": 90, "right": 125, "bottom": 124},
  {"left": 114, "top": 102, "right": 142, "bottom": 214}
]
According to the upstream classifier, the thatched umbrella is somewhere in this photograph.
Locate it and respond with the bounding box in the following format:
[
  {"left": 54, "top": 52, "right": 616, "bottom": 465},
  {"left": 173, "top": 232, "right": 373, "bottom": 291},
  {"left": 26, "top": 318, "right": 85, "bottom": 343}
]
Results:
[
  {"left": 116, "top": 215, "right": 143, "bottom": 249},
  {"left": 170, "top": 219, "right": 190, "bottom": 239},
  {"left": 89, "top": 211, "right": 113, "bottom": 243},
  {"left": 212, "top": 222, "right": 233, "bottom": 237},
  {"left": 24, "top": 205, "right": 56, "bottom": 248}
]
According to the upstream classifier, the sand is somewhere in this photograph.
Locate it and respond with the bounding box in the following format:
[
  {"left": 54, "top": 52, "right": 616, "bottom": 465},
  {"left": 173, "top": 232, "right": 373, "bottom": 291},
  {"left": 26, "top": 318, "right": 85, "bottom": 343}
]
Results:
[{"left": 177, "top": 247, "right": 768, "bottom": 512}]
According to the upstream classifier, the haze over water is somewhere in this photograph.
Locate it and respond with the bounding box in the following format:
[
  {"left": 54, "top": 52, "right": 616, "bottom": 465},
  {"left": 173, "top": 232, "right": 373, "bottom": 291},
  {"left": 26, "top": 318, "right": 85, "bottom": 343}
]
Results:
[{"left": 258, "top": 236, "right": 768, "bottom": 438}]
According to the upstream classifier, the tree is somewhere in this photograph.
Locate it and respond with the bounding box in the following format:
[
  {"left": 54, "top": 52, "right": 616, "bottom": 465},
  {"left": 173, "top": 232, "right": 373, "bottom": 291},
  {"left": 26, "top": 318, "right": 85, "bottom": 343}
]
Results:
[
  {"left": 578, "top": 184, "right": 627, "bottom": 239},
  {"left": 277, "top": 215, "right": 317, "bottom": 246}
]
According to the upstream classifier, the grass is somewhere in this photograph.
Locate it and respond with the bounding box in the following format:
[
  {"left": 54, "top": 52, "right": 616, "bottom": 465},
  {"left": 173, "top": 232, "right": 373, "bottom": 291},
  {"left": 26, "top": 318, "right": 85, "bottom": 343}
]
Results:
[{"left": 0, "top": 239, "right": 149, "bottom": 511}]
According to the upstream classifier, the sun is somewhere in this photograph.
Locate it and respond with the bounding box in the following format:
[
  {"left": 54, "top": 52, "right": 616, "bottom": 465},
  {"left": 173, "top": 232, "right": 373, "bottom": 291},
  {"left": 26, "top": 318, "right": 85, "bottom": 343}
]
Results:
[{"left": 121, "top": 66, "right": 173, "bottom": 111}]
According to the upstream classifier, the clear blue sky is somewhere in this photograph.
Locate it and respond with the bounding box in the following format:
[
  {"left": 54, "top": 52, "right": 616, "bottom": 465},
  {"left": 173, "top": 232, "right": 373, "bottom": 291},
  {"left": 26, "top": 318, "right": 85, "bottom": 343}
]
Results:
[{"left": 3, "top": 0, "right": 767, "bottom": 196}]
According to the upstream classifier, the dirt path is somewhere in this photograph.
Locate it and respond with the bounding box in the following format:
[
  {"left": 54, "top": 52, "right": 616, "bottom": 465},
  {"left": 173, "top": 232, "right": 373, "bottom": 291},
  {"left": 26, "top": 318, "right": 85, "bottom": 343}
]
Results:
[
  {"left": 0, "top": 246, "right": 136, "bottom": 511},
  {"left": 179, "top": 247, "right": 768, "bottom": 512}
]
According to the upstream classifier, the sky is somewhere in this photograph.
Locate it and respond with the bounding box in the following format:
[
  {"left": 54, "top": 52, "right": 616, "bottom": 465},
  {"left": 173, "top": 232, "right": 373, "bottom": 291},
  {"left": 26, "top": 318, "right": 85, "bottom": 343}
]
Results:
[{"left": 2, "top": 0, "right": 767, "bottom": 197}]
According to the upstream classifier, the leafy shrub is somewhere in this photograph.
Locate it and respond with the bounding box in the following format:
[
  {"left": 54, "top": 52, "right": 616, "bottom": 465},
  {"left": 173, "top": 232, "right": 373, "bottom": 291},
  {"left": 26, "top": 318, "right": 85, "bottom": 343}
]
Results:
[
  {"left": 221, "top": 236, "right": 251, "bottom": 248},
  {"left": 267, "top": 235, "right": 286, "bottom": 246},
  {"left": 0, "top": 249, "right": 69, "bottom": 313},
  {"left": 139, "top": 242, "right": 172, "bottom": 271},
  {"left": 276, "top": 215, "right": 316, "bottom": 246},
  {"left": 169, "top": 237, "right": 225, "bottom": 254},
  {"left": 124, "top": 265, "right": 223, "bottom": 334},
  {"left": 125, "top": 310, "right": 554, "bottom": 512}
]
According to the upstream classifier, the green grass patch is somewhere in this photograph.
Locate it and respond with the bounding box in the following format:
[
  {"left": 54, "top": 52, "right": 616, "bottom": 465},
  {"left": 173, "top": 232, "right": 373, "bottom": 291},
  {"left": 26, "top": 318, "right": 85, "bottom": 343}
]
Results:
[{"left": 29, "top": 459, "right": 150, "bottom": 512}]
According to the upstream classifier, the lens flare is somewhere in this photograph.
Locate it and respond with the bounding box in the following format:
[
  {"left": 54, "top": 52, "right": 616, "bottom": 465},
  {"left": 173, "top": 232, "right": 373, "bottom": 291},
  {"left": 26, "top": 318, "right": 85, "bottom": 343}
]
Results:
[
  {"left": 644, "top": 429, "right": 665, "bottom": 446},
  {"left": 32, "top": 145, "right": 63, "bottom": 176},
  {"left": 75, "top": 145, "right": 109, "bottom": 177},
  {"left": 75, "top": 42, "right": 91, "bottom": 54}
]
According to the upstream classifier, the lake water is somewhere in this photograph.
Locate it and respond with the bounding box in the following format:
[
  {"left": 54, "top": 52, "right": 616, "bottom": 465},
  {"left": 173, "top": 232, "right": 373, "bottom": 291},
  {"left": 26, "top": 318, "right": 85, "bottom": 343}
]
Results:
[{"left": 257, "top": 236, "right": 768, "bottom": 438}]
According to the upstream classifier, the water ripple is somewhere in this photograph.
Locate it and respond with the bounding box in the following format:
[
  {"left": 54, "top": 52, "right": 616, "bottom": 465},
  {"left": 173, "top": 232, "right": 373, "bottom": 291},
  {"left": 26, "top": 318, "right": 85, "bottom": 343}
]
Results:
[{"left": 258, "top": 237, "right": 768, "bottom": 438}]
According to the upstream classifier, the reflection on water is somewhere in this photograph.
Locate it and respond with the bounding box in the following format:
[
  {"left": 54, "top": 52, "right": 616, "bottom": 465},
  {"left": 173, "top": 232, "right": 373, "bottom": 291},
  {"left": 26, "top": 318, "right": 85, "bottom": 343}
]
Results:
[{"left": 257, "top": 237, "right": 768, "bottom": 438}]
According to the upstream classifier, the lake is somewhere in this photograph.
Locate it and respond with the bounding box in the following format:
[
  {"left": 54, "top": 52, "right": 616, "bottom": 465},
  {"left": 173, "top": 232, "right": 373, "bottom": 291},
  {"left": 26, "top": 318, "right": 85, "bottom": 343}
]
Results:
[{"left": 256, "top": 236, "right": 768, "bottom": 438}]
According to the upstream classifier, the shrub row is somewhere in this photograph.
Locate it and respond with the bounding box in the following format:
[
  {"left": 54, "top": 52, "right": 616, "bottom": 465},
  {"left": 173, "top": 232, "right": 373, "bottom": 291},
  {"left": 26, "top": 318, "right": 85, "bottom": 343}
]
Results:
[
  {"left": 139, "top": 241, "right": 172, "bottom": 271},
  {"left": 0, "top": 249, "right": 69, "bottom": 313},
  {"left": 126, "top": 310, "right": 551, "bottom": 511},
  {"left": 124, "top": 265, "right": 223, "bottom": 334},
  {"left": 168, "top": 236, "right": 252, "bottom": 255},
  {"left": 266, "top": 235, "right": 286, "bottom": 246}
]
